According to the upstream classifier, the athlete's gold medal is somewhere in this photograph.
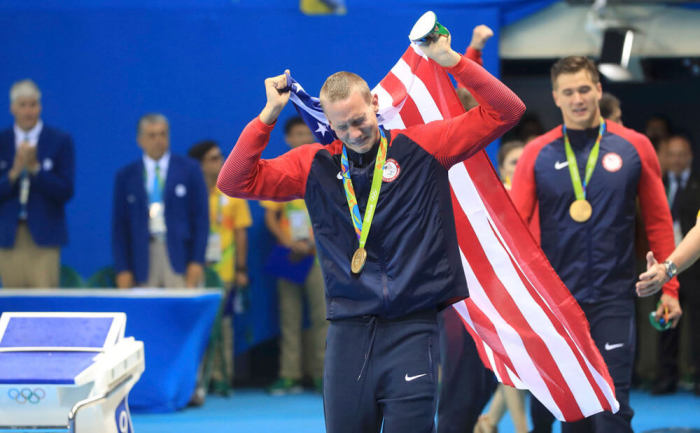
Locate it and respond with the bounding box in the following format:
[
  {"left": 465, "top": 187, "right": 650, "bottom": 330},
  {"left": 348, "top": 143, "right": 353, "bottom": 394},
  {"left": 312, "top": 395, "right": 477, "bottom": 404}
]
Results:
[
  {"left": 569, "top": 199, "right": 592, "bottom": 223},
  {"left": 341, "top": 129, "right": 389, "bottom": 276},
  {"left": 351, "top": 247, "right": 367, "bottom": 274},
  {"left": 563, "top": 119, "right": 606, "bottom": 224}
]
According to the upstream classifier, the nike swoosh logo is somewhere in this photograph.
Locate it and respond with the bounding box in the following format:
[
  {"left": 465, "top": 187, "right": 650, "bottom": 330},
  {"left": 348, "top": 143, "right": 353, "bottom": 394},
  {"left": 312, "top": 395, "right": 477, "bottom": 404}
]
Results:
[
  {"left": 404, "top": 373, "right": 427, "bottom": 382},
  {"left": 604, "top": 343, "right": 624, "bottom": 351},
  {"left": 337, "top": 171, "right": 343, "bottom": 180},
  {"left": 554, "top": 161, "right": 569, "bottom": 170}
]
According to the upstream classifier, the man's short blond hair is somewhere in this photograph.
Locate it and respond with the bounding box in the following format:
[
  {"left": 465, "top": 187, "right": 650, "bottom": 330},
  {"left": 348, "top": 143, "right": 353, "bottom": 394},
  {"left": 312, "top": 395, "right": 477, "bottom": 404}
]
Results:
[
  {"left": 9, "top": 79, "right": 41, "bottom": 104},
  {"left": 319, "top": 71, "right": 372, "bottom": 108}
]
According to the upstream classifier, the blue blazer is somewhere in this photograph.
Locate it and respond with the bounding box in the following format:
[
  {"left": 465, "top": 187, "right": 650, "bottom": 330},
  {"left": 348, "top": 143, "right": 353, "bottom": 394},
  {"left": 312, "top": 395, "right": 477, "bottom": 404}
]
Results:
[
  {"left": 0, "top": 125, "right": 75, "bottom": 247},
  {"left": 112, "top": 154, "right": 209, "bottom": 284}
]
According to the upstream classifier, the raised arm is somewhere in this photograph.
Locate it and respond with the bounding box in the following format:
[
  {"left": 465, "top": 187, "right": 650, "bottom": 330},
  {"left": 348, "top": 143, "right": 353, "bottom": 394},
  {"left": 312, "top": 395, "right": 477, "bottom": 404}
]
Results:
[
  {"left": 402, "top": 34, "right": 525, "bottom": 168},
  {"left": 464, "top": 24, "right": 493, "bottom": 65},
  {"left": 217, "top": 71, "right": 322, "bottom": 201}
]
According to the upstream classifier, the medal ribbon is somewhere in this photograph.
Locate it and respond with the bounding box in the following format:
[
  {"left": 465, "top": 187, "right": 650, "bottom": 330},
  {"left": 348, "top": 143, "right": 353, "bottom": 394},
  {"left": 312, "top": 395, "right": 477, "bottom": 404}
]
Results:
[
  {"left": 340, "top": 128, "right": 388, "bottom": 249},
  {"left": 563, "top": 118, "right": 606, "bottom": 200}
]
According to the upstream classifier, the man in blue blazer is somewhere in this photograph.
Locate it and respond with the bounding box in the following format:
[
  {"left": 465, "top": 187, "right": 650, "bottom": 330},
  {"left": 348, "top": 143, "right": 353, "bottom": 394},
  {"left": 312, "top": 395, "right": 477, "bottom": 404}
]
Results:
[
  {"left": 112, "top": 113, "right": 208, "bottom": 288},
  {"left": 0, "top": 79, "right": 75, "bottom": 287}
]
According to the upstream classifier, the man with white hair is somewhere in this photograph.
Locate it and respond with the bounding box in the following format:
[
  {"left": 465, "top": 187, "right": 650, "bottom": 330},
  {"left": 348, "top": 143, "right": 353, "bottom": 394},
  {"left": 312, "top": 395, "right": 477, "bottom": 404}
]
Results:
[{"left": 0, "top": 79, "right": 75, "bottom": 287}]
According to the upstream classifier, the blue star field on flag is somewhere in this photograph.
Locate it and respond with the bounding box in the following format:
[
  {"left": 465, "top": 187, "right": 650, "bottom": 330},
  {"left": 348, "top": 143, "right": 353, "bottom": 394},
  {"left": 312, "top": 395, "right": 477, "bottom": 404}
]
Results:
[{"left": 285, "top": 72, "right": 337, "bottom": 145}]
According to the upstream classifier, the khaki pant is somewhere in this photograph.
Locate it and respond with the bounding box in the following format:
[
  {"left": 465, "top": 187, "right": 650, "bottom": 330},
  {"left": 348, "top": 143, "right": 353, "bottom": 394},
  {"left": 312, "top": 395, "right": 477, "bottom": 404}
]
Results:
[
  {"left": 144, "top": 239, "right": 186, "bottom": 288},
  {"left": 0, "top": 223, "right": 59, "bottom": 288},
  {"left": 278, "top": 260, "right": 327, "bottom": 380}
]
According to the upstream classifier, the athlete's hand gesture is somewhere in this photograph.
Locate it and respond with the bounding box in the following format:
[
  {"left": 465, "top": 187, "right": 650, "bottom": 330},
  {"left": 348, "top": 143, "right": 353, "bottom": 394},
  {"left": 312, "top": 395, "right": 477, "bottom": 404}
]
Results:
[
  {"left": 420, "top": 33, "right": 461, "bottom": 68},
  {"left": 260, "top": 69, "right": 291, "bottom": 125}
]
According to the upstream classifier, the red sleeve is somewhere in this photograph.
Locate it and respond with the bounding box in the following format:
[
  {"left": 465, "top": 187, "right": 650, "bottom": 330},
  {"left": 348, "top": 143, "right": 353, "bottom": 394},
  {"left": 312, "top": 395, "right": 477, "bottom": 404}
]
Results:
[
  {"left": 511, "top": 133, "right": 553, "bottom": 224},
  {"left": 216, "top": 117, "right": 322, "bottom": 201},
  {"left": 399, "top": 55, "right": 525, "bottom": 168},
  {"left": 611, "top": 123, "right": 679, "bottom": 298},
  {"left": 464, "top": 47, "right": 483, "bottom": 66}
]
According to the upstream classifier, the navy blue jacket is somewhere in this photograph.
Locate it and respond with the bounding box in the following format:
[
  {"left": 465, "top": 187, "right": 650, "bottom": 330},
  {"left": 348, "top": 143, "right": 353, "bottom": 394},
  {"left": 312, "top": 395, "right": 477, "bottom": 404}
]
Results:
[
  {"left": 112, "top": 154, "right": 209, "bottom": 284},
  {"left": 512, "top": 121, "right": 679, "bottom": 303},
  {"left": 218, "top": 56, "right": 525, "bottom": 319},
  {"left": 0, "top": 125, "right": 75, "bottom": 247}
]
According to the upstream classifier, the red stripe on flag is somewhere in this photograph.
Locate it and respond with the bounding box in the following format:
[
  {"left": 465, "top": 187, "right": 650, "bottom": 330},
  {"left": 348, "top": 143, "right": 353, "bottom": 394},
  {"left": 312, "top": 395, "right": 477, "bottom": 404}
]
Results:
[
  {"left": 384, "top": 98, "right": 423, "bottom": 129},
  {"left": 458, "top": 298, "right": 514, "bottom": 383},
  {"left": 455, "top": 307, "right": 499, "bottom": 374},
  {"left": 449, "top": 186, "right": 585, "bottom": 420},
  {"left": 457, "top": 302, "right": 520, "bottom": 388},
  {"left": 402, "top": 48, "right": 464, "bottom": 118},
  {"left": 374, "top": 45, "right": 618, "bottom": 421},
  {"left": 379, "top": 75, "right": 424, "bottom": 127},
  {"left": 466, "top": 151, "right": 616, "bottom": 411},
  {"left": 485, "top": 214, "right": 614, "bottom": 413},
  {"left": 378, "top": 72, "right": 408, "bottom": 110}
]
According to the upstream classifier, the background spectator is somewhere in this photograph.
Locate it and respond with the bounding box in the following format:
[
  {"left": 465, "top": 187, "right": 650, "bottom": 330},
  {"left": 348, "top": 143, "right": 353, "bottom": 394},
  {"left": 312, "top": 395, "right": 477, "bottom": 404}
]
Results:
[
  {"left": 112, "top": 113, "right": 208, "bottom": 289},
  {"left": 0, "top": 79, "right": 74, "bottom": 288}
]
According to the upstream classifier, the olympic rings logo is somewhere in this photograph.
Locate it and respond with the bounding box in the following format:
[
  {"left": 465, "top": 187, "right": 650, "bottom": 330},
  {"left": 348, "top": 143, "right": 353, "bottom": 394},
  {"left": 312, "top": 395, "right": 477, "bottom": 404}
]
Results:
[{"left": 7, "top": 388, "right": 46, "bottom": 404}]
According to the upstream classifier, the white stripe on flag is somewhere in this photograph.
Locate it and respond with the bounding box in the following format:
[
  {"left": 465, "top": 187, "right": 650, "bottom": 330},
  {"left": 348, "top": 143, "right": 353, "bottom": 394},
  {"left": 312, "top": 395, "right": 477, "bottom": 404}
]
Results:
[
  {"left": 475, "top": 181, "right": 618, "bottom": 414},
  {"left": 456, "top": 246, "right": 563, "bottom": 420},
  {"left": 373, "top": 85, "right": 406, "bottom": 130},
  {"left": 449, "top": 163, "right": 604, "bottom": 417},
  {"left": 482, "top": 342, "right": 501, "bottom": 383},
  {"left": 577, "top": 346, "right": 621, "bottom": 413},
  {"left": 505, "top": 365, "right": 526, "bottom": 389},
  {"left": 410, "top": 43, "right": 429, "bottom": 60},
  {"left": 390, "top": 59, "right": 443, "bottom": 123},
  {"left": 451, "top": 301, "right": 502, "bottom": 383},
  {"left": 483, "top": 197, "right": 619, "bottom": 415}
]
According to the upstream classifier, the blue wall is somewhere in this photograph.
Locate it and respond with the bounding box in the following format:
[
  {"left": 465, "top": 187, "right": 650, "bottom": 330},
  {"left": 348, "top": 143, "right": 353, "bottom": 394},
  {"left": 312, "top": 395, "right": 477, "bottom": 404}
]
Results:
[{"left": 0, "top": 1, "right": 506, "bottom": 348}]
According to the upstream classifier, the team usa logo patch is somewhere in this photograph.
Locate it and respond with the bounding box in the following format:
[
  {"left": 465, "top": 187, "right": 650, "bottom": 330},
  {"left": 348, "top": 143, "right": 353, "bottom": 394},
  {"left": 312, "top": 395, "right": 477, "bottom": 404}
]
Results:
[
  {"left": 382, "top": 158, "right": 400, "bottom": 182},
  {"left": 602, "top": 152, "right": 623, "bottom": 172}
]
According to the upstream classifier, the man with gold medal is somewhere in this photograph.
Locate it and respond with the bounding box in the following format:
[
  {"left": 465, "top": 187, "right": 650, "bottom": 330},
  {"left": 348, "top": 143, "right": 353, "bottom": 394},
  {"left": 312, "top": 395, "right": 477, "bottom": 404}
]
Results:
[
  {"left": 217, "top": 12, "right": 525, "bottom": 433},
  {"left": 511, "top": 57, "right": 681, "bottom": 433}
]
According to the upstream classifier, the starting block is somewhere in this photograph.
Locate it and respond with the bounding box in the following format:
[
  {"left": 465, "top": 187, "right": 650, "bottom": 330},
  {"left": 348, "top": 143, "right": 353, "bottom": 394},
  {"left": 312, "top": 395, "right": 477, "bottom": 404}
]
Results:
[{"left": 0, "top": 312, "right": 145, "bottom": 432}]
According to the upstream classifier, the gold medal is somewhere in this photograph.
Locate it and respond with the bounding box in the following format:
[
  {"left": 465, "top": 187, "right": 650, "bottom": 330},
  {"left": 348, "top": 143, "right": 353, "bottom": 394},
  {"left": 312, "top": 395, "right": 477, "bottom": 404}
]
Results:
[
  {"left": 351, "top": 247, "right": 367, "bottom": 274},
  {"left": 569, "top": 199, "right": 592, "bottom": 223}
]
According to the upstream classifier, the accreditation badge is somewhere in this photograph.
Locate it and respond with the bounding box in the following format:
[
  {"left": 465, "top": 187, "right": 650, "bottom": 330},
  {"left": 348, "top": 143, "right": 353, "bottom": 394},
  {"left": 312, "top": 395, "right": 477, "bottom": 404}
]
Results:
[
  {"left": 288, "top": 209, "right": 311, "bottom": 242},
  {"left": 205, "top": 232, "right": 222, "bottom": 262},
  {"left": 148, "top": 202, "right": 167, "bottom": 235}
]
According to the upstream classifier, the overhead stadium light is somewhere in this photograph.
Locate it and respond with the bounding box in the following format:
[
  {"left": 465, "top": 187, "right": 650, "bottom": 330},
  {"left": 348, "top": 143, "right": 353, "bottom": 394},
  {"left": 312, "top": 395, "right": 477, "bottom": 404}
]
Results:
[{"left": 598, "top": 27, "right": 636, "bottom": 81}]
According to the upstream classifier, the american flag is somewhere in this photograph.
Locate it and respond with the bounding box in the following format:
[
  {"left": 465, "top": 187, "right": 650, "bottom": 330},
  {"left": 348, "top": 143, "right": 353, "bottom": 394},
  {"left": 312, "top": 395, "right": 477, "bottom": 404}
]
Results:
[{"left": 287, "top": 45, "right": 619, "bottom": 422}]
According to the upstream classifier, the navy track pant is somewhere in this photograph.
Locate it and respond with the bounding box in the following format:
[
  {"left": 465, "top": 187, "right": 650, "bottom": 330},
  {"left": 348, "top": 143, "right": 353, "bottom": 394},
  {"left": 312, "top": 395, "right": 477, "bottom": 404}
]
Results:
[
  {"left": 323, "top": 310, "right": 440, "bottom": 433},
  {"left": 437, "top": 305, "right": 497, "bottom": 433}
]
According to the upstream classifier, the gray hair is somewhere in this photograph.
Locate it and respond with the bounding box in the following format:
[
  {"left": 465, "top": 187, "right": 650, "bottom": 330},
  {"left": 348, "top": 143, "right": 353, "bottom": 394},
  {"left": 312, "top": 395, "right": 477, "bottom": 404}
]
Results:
[
  {"left": 9, "top": 79, "right": 41, "bottom": 104},
  {"left": 137, "top": 113, "right": 169, "bottom": 135}
]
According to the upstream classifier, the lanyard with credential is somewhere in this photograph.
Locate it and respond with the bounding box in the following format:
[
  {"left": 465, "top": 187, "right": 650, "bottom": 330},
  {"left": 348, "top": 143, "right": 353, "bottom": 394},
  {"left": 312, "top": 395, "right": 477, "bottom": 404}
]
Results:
[
  {"left": 563, "top": 118, "right": 605, "bottom": 223},
  {"left": 340, "top": 128, "right": 388, "bottom": 274},
  {"left": 144, "top": 165, "right": 165, "bottom": 202}
]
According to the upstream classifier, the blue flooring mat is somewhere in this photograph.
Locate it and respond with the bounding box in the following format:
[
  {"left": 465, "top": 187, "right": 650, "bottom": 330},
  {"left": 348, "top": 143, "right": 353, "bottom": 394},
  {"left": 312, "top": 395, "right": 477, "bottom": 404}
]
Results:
[{"left": 132, "top": 389, "right": 700, "bottom": 433}]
